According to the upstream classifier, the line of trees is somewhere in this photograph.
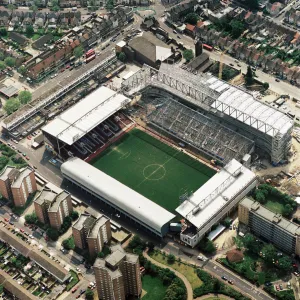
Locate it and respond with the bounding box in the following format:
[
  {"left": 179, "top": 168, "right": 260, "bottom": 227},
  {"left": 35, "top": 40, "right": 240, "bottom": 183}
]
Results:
[{"left": 4, "top": 90, "right": 32, "bottom": 115}]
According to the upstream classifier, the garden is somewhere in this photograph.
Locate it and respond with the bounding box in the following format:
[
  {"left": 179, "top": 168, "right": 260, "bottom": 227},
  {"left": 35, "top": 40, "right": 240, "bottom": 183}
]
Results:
[
  {"left": 253, "top": 184, "right": 297, "bottom": 218},
  {"left": 218, "top": 234, "right": 295, "bottom": 300}
]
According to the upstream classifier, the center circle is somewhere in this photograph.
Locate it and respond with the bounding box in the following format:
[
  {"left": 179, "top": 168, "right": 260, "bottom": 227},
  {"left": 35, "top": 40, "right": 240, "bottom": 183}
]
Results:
[{"left": 143, "top": 164, "right": 166, "bottom": 181}]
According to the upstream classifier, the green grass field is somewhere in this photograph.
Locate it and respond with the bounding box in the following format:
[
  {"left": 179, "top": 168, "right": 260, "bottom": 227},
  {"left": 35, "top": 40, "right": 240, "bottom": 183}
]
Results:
[
  {"left": 141, "top": 275, "right": 167, "bottom": 300},
  {"left": 264, "top": 200, "right": 284, "bottom": 214},
  {"left": 91, "top": 128, "right": 215, "bottom": 213}
]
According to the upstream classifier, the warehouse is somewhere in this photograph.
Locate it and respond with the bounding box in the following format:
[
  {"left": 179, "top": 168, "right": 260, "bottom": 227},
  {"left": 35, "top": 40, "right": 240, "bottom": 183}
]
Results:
[
  {"left": 61, "top": 157, "right": 175, "bottom": 237},
  {"left": 176, "top": 159, "right": 257, "bottom": 247}
]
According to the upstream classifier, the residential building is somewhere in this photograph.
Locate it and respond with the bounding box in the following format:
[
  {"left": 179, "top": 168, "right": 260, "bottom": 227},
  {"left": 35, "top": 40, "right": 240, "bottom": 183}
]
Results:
[
  {"left": 34, "top": 188, "right": 73, "bottom": 230},
  {"left": 72, "top": 211, "right": 112, "bottom": 256},
  {"left": 94, "top": 244, "right": 142, "bottom": 300},
  {"left": 0, "top": 166, "right": 37, "bottom": 207},
  {"left": 239, "top": 198, "right": 300, "bottom": 255},
  {"left": 87, "top": 215, "right": 112, "bottom": 258},
  {"left": 0, "top": 226, "right": 70, "bottom": 283}
]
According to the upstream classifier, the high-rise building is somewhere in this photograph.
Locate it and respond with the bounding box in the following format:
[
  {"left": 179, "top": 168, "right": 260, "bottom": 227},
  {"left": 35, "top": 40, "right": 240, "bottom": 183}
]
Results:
[
  {"left": 34, "top": 188, "right": 73, "bottom": 230},
  {"left": 72, "top": 210, "right": 111, "bottom": 257},
  {"left": 0, "top": 166, "right": 37, "bottom": 207},
  {"left": 87, "top": 215, "right": 112, "bottom": 258},
  {"left": 239, "top": 197, "right": 300, "bottom": 255},
  {"left": 93, "top": 244, "right": 142, "bottom": 300}
]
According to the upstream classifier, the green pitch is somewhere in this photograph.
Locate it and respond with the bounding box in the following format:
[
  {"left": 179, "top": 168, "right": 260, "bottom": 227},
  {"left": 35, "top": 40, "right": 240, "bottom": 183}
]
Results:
[{"left": 90, "top": 128, "right": 216, "bottom": 213}]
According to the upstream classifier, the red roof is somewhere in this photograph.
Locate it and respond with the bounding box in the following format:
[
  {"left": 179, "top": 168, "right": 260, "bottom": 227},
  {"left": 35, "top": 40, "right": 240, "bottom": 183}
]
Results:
[{"left": 185, "top": 24, "right": 195, "bottom": 32}]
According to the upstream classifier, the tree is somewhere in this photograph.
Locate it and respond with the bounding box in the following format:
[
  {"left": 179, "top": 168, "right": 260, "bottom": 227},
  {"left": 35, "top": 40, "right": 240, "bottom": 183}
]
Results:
[
  {"left": 0, "top": 28, "right": 7, "bottom": 37},
  {"left": 18, "top": 91, "right": 32, "bottom": 105},
  {"left": 106, "top": 0, "right": 114, "bottom": 10},
  {"left": 118, "top": 52, "right": 126, "bottom": 62},
  {"left": 184, "top": 13, "right": 199, "bottom": 25},
  {"left": 147, "top": 241, "right": 155, "bottom": 252},
  {"left": 223, "top": 217, "right": 232, "bottom": 228},
  {"left": 18, "top": 66, "right": 27, "bottom": 75},
  {"left": 4, "top": 98, "right": 20, "bottom": 115},
  {"left": 71, "top": 210, "right": 79, "bottom": 220},
  {"left": 167, "top": 253, "right": 175, "bottom": 264},
  {"left": 255, "top": 190, "right": 266, "bottom": 204},
  {"left": 262, "top": 244, "right": 277, "bottom": 265},
  {"left": 257, "top": 272, "right": 265, "bottom": 285},
  {"left": 282, "top": 204, "right": 293, "bottom": 218},
  {"left": 0, "top": 61, "right": 6, "bottom": 71},
  {"left": 245, "top": 65, "right": 254, "bottom": 85},
  {"left": 31, "top": 5, "right": 38, "bottom": 12},
  {"left": 183, "top": 49, "right": 194, "bottom": 62},
  {"left": 4, "top": 57, "right": 16, "bottom": 68},
  {"left": 26, "top": 25, "right": 34, "bottom": 37},
  {"left": 278, "top": 256, "right": 292, "bottom": 273},
  {"left": 229, "top": 20, "right": 245, "bottom": 39},
  {"left": 247, "top": 0, "right": 259, "bottom": 9},
  {"left": 85, "top": 288, "right": 94, "bottom": 300},
  {"left": 0, "top": 284, "right": 3, "bottom": 294},
  {"left": 263, "top": 82, "right": 269, "bottom": 90},
  {"left": 62, "top": 237, "right": 75, "bottom": 250},
  {"left": 7, "top": 4, "right": 16, "bottom": 12},
  {"left": 25, "top": 213, "right": 38, "bottom": 224},
  {"left": 73, "top": 46, "right": 83, "bottom": 59},
  {"left": 98, "top": 251, "right": 104, "bottom": 258},
  {"left": 243, "top": 234, "right": 261, "bottom": 254},
  {"left": 204, "top": 240, "right": 216, "bottom": 253},
  {"left": 46, "top": 228, "right": 59, "bottom": 241},
  {"left": 52, "top": 5, "right": 60, "bottom": 11}
]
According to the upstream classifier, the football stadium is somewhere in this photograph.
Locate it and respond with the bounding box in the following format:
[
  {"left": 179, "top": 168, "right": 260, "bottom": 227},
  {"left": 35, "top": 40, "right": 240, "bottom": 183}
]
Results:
[{"left": 90, "top": 128, "right": 216, "bottom": 213}]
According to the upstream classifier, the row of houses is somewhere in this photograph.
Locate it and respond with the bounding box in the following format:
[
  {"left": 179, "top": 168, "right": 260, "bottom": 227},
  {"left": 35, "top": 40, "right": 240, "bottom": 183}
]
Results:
[
  {"left": 0, "top": 9, "right": 81, "bottom": 28},
  {"left": 26, "top": 6, "right": 133, "bottom": 81}
]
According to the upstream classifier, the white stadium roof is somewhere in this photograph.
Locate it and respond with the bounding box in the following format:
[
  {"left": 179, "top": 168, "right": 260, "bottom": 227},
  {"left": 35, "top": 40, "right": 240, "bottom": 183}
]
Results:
[
  {"left": 61, "top": 157, "right": 175, "bottom": 235},
  {"left": 42, "top": 86, "right": 130, "bottom": 145},
  {"left": 205, "top": 77, "right": 293, "bottom": 137},
  {"left": 176, "top": 159, "right": 256, "bottom": 229}
]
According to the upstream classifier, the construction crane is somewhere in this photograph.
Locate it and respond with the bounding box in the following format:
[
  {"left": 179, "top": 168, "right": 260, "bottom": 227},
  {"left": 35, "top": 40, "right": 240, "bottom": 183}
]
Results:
[{"left": 218, "top": 30, "right": 248, "bottom": 80}]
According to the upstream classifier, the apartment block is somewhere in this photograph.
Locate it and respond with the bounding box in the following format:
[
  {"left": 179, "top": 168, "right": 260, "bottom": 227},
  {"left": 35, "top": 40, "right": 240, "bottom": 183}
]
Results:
[
  {"left": 239, "top": 198, "right": 300, "bottom": 255},
  {"left": 93, "top": 244, "right": 142, "bottom": 300},
  {"left": 34, "top": 188, "right": 72, "bottom": 230},
  {"left": 0, "top": 166, "right": 37, "bottom": 207},
  {"left": 72, "top": 209, "right": 111, "bottom": 256},
  {"left": 87, "top": 215, "right": 112, "bottom": 258}
]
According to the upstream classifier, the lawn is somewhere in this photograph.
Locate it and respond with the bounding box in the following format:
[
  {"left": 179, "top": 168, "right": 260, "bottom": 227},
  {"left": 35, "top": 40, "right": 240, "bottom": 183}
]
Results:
[
  {"left": 264, "top": 200, "right": 284, "bottom": 214},
  {"left": 66, "top": 270, "right": 79, "bottom": 291},
  {"left": 150, "top": 251, "right": 202, "bottom": 289},
  {"left": 142, "top": 275, "right": 167, "bottom": 300},
  {"left": 31, "top": 34, "right": 41, "bottom": 41},
  {"left": 91, "top": 128, "right": 215, "bottom": 213}
]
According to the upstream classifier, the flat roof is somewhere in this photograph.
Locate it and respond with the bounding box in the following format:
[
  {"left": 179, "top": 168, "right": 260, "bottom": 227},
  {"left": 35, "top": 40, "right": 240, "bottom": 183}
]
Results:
[
  {"left": 176, "top": 159, "right": 256, "bottom": 229},
  {"left": 61, "top": 157, "right": 175, "bottom": 235},
  {"left": 11, "top": 167, "right": 33, "bottom": 189},
  {"left": 240, "top": 198, "right": 300, "bottom": 236},
  {"left": 48, "top": 191, "right": 70, "bottom": 212},
  {"left": 0, "top": 85, "right": 19, "bottom": 97},
  {"left": 73, "top": 213, "right": 95, "bottom": 231},
  {"left": 42, "top": 86, "right": 130, "bottom": 145},
  {"left": 34, "top": 188, "right": 57, "bottom": 205},
  {"left": 88, "top": 216, "right": 109, "bottom": 239}
]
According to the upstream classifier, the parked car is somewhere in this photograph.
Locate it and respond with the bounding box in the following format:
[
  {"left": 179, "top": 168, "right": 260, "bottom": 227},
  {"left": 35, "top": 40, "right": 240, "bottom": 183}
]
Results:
[
  {"left": 221, "top": 276, "right": 228, "bottom": 281},
  {"left": 4, "top": 218, "right": 8, "bottom": 222},
  {"left": 275, "top": 78, "right": 280, "bottom": 82},
  {"left": 20, "top": 229, "right": 24, "bottom": 233},
  {"left": 72, "top": 287, "right": 78, "bottom": 293},
  {"left": 228, "top": 280, "right": 234, "bottom": 284}
]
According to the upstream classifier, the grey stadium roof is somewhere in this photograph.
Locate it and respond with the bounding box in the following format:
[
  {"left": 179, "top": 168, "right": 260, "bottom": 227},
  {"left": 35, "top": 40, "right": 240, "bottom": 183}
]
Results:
[
  {"left": 42, "top": 86, "right": 130, "bottom": 145},
  {"left": 61, "top": 157, "right": 175, "bottom": 235}
]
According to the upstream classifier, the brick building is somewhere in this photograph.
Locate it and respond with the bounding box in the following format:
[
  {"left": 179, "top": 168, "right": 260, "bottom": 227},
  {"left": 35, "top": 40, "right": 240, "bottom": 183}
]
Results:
[
  {"left": 93, "top": 244, "right": 142, "bottom": 300},
  {"left": 0, "top": 166, "right": 37, "bottom": 207}
]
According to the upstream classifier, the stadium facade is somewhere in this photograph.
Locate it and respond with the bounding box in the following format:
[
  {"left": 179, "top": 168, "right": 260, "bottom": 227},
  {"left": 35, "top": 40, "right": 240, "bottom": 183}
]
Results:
[
  {"left": 121, "top": 64, "right": 293, "bottom": 165},
  {"left": 42, "top": 86, "right": 131, "bottom": 159},
  {"left": 176, "top": 159, "right": 257, "bottom": 247},
  {"left": 61, "top": 157, "right": 175, "bottom": 238}
]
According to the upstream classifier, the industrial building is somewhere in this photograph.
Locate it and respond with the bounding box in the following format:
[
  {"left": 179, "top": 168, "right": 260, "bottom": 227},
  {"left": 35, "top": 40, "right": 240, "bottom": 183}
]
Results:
[
  {"left": 94, "top": 244, "right": 142, "bottom": 300},
  {"left": 176, "top": 159, "right": 257, "bottom": 247},
  {"left": 0, "top": 166, "right": 37, "bottom": 207},
  {"left": 42, "top": 86, "right": 131, "bottom": 159},
  {"left": 61, "top": 157, "right": 175, "bottom": 238},
  {"left": 239, "top": 198, "right": 300, "bottom": 255},
  {"left": 34, "top": 188, "right": 73, "bottom": 230},
  {"left": 121, "top": 64, "right": 293, "bottom": 164}
]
